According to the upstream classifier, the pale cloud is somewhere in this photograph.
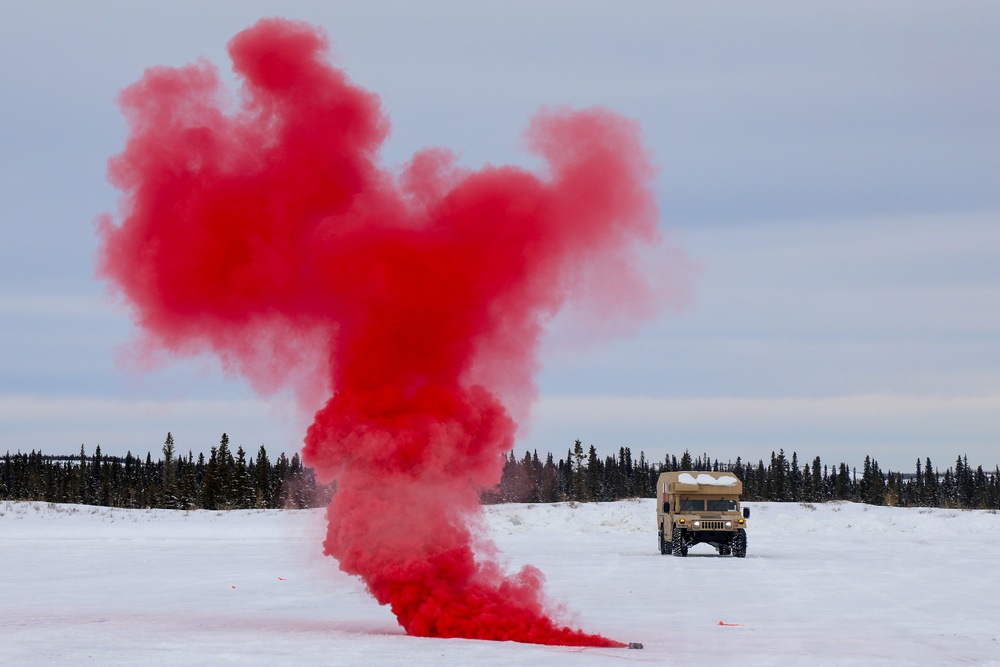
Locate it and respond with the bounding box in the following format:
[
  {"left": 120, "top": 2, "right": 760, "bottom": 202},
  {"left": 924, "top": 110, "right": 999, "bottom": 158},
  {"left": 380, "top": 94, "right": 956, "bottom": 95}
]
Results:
[{"left": 1, "top": 2, "right": 998, "bottom": 473}]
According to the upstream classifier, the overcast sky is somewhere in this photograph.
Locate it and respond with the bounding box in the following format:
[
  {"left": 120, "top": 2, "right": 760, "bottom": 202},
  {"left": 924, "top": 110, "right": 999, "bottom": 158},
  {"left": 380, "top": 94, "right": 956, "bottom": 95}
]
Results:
[{"left": 2, "top": 1, "right": 998, "bottom": 472}]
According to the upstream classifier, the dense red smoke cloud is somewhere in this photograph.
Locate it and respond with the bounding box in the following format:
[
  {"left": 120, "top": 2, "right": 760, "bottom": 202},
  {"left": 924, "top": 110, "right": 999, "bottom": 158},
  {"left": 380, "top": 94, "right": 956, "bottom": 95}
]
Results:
[{"left": 97, "top": 18, "right": 687, "bottom": 646}]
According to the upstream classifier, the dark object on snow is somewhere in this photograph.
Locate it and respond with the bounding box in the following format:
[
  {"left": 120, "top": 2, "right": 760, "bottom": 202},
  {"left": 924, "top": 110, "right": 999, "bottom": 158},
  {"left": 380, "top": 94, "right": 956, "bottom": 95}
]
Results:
[{"left": 628, "top": 643, "right": 644, "bottom": 649}]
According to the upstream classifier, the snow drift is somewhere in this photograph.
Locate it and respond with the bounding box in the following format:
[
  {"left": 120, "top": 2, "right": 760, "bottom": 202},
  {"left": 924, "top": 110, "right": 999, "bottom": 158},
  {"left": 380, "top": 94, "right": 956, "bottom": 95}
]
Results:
[{"left": 4, "top": 500, "right": 1000, "bottom": 665}]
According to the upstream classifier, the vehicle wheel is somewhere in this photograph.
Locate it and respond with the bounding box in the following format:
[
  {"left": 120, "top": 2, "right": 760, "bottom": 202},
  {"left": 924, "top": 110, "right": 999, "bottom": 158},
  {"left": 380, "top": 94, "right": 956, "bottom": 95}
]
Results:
[
  {"left": 732, "top": 530, "right": 747, "bottom": 558},
  {"left": 671, "top": 527, "right": 686, "bottom": 557},
  {"left": 720, "top": 544, "right": 732, "bottom": 556},
  {"left": 658, "top": 530, "right": 668, "bottom": 555}
]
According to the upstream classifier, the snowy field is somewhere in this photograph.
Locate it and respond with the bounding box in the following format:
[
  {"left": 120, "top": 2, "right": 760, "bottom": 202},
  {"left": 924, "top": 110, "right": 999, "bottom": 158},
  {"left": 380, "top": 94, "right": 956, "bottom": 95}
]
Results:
[{"left": 2, "top": 499, "right": 998, "bottom": 666}]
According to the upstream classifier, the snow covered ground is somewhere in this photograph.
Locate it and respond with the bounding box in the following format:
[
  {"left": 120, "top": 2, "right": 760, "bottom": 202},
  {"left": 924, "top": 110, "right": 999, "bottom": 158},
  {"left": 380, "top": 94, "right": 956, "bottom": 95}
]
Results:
[{"left": 2, "top": 499, "right": 998, "bottom": 666}]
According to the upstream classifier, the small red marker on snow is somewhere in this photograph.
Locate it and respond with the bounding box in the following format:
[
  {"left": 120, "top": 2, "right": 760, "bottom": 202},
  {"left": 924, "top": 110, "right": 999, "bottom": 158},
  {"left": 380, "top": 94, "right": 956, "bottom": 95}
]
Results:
[
  {"left": 231, "top": 585, "right": 236, "bottom": 589},
  {"left": 718, "top": 620, "right": 743, "bottom": 627},
  {"left": 278, "top": 577, "right": 286, "bottom": 581}
]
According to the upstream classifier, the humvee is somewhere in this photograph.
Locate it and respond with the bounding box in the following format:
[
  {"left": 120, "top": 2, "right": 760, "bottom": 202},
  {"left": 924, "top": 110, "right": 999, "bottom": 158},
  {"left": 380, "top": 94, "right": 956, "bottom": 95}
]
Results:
[{"left": 656, "top": 471, "right": 749, "bottom": 557}]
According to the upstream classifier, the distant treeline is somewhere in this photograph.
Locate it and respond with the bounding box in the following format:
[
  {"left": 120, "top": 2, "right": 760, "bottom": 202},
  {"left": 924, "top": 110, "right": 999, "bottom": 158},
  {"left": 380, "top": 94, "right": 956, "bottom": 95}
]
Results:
[
  {"left": 0, "top": 433, "right": 333, "bottom": 510},
  {"left": 483, "top": 441, "right": 1000, "bottom": 510},
  {"left": 2, "top": 435, "right": 999, "bottom": 510}
]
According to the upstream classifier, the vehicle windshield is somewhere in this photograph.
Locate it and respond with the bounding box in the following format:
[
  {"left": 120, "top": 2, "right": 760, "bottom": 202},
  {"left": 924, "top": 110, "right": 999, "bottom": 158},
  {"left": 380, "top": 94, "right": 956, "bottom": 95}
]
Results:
[
  {"left": 680, "top": 499, "right": 704, "bottom": 511},
  {"left": 706, "top": 499, "right": 737, "bottom": 512}
]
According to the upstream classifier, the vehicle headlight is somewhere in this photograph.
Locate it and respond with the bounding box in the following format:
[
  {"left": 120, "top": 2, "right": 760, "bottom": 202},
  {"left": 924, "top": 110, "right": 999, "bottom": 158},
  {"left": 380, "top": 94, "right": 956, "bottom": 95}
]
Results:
[
  {"left": 692, "top": 520, "right": 700, "bottom": 528},
  {"left": 725, "top": 521, "right": 732, "bottom": 528}
]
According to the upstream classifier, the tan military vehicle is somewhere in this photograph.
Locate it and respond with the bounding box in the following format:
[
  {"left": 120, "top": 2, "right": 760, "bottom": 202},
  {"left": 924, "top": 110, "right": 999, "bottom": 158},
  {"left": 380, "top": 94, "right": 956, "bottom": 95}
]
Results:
[{"left": 656, "top": 471, "right": 749, "bottom": 557}]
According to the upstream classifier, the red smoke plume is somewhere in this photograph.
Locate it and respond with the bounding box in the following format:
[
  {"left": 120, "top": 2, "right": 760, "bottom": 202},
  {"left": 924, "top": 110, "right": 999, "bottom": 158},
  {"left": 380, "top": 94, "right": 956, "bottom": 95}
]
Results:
[{"left": 97, "top": 18, "right": 685, "bottom": 646}]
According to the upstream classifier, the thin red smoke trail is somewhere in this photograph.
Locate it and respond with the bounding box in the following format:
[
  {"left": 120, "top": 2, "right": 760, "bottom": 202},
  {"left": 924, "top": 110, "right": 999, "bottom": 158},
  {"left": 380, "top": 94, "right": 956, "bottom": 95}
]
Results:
[{"left": 96, "top": 18, "right": 689, "bottom": 646}]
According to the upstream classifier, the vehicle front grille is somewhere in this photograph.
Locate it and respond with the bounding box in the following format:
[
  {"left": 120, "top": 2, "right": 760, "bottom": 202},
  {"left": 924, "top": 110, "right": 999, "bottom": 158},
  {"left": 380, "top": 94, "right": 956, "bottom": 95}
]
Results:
[{"left": 697, "top": 520, "right": 726, "bottom": 530}]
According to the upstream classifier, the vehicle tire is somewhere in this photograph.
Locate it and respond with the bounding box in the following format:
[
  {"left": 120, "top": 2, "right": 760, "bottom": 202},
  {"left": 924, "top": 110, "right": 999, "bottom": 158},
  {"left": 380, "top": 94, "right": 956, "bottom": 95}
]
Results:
[
  {"left": 732, "top": 530, "right": 747, "bottom": 558},
  {"left": 658, "top": 530, "right": 668, "bottom": 555},
  {"left": 671, "top": 527, "right": 686, "bottom": 557},
  {"left": 720, "top": 543, "right": 732, "bottom": 556}
]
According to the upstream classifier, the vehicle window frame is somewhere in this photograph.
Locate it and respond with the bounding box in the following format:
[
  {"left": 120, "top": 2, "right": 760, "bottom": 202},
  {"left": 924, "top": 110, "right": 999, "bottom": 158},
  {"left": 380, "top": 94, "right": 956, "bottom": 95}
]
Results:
[{"left": 706, "top": 499, "right": 737, "bottom": 512}]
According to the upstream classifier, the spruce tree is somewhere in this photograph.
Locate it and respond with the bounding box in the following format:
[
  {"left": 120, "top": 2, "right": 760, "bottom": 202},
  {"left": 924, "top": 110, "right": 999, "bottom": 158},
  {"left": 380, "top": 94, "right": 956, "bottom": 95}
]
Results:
[
  {"left": 973, "top": 465, "right": 988, "bottom": 509},
  {"left": 768, "top": 450, "right": 790, "bottom": 502},
  {"left": 530, "top": 450, "right": 544, "bottom": 502},
  {"left": 76, "top": 444, "right": 88, "bottom": 504},
  {"left": 274, "top": 453, "right": 289, "bottom": 508},
  {"left": 863, "top": 457, "right": 885, "bottom": 505},
  {"left": 146, "top": 452, "right": 159, "bottom": 507},
  {"left": 162, "top": 432, "right": 178, "bottom": 509},
  {"left": 811, "top": 456, "right": 822, "bottom": 502},
  {"left": 98, "top": 458, "right": 111, "bottom": 506},
  {"left": 289, "top": 453, "right": 316, "bottom": 508},
  {"left": 912, "top": 459, "right": 924, "bottom": 506},
  {"left": 89, "top": 445, "right": 104, "bottom": 505},
  {"left": 923, "top": 457, "right": 939, "bottom": 506},
  {"left": 539, "top": 452, "right": 559, "bottom": 502},
  {"left": 789, "top": 451, "right": 802, "bottom": 501},
  {"left": 235, "top": 446, "right": 255, "bottom": 509},
  {"left": 559, "top": 453, "right": 572, "bottom": 499},
  {"left": 958, "top": 455, "right": 975, "bottom": 508},
  {"left": 255, "top": 445, "right": 272, "bottom": 508},
  {"left": 571, "top": 440, "right": 586, "bottom": 502},
  {"left": 835, "top": 463, "right": 850, "bottom": 500},
  {"left": 201, "top": 446, "right": 219, "bottom": 510},
  {"left": 216, "top": 433, "right": 235, "bottom": 509},
  {"left": 680, "top": 450, "right": 693, "bottom": 471},
  {"left": 754, "top": 460, "right": 766, "bottom": 501},
  {"left": 586, "top": 445, "right": 601, "bottom": 502},
  {"left": 180, "top": 451, "right": 197, "bottom": 509}
]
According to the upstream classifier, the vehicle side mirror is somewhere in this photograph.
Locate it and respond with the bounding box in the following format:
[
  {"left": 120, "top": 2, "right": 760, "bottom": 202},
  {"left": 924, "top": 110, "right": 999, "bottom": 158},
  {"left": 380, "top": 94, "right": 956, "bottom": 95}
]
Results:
[
  {"left": 743, "top": 507, "right": 750, "bottom": 519},
  {"left": 663, "top": 502, "right": 670, "bottom": 513}
]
